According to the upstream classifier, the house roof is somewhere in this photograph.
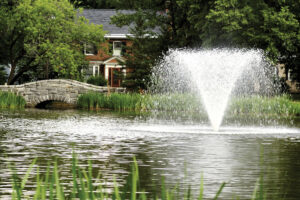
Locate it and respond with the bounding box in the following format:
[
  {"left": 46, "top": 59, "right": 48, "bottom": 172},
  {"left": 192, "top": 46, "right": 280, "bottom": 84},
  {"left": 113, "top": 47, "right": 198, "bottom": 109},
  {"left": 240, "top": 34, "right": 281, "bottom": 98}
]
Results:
[
  {"left": 81, "top": 9, "right": 134, "bottom": 36},
  {"left": 81, "top": 9, "right": 161, "bottom": 38}
]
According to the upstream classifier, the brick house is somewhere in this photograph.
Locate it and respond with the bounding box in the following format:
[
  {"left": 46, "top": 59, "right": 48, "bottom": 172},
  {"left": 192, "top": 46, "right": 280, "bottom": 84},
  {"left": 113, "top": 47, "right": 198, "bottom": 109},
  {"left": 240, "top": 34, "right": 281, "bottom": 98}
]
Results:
[{"left": 82, "top": 9, "right": 134, "bottom": 87}]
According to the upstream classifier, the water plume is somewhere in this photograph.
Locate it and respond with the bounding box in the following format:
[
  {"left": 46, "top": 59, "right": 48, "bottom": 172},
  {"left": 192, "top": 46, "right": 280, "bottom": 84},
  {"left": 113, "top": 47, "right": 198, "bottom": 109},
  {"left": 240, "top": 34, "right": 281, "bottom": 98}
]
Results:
[{"left": 150, "top": 48, "right": 278, "bottom": 131}]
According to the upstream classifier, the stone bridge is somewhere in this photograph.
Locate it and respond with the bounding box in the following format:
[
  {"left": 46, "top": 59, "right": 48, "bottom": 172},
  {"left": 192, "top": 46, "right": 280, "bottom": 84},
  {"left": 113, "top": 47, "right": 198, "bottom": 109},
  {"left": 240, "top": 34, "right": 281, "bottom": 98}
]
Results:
[{"left": 0, "top": 79, "right": 125, "bottom": 107}]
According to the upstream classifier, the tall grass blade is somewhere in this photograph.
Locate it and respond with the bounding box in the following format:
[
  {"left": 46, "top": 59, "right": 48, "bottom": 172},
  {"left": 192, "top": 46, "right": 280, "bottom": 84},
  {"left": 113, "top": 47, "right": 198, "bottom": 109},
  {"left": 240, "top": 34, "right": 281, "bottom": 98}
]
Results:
[
  {"left": 33, "top": 167, "right": 41, "bottom": 200},
  {"left": 198, "top": 173, "right": 204, "bottom": 200},
  {"left": 213, "top": 182, "right": 226, "bottom": 200},
  {"left": 21, "top": 158, "right": 37, "bottom": 189},
  {"left": 88, "top": 160, "right": 95, "bottom": 200},
  {"left": 114, "top": 176, "right": 121, "bottom": 200},
  {"left": 251, "top": 178, "right": 260, "bottom": 200},
  {"left": 42, "top": 162, "right": 51, "bottom": 200},
  {"left": 54, "top": 160, "right": 65, "bottom": 200},
  {"left": 72, "top": 151, "right": 79, "bottom": 199},
  {"left": 49, "top": 170, "right": 55, "bottom": 200},
  {"left": 11, "top": 165, "right": 22, "bottom": 200},
  {"left": 131, "top": 156, "right": 139, "bottom": 200}
]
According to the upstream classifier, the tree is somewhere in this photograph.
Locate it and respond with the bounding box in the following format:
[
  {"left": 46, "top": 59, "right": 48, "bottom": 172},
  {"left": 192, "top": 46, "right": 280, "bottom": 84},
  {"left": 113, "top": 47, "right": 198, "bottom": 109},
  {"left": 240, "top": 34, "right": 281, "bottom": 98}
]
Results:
[
  {"left": 200, "top": 0, "right": 300, "bottom": 81},
  {"left": 110, "top": 0, "right": 214, "bottom": 90},
  {"left": 112, "top": 10, "right": 164, "bottom": 90},
  {"left": 0, "top": 0, "right": 106, "bottom": 85},
  {"left": 0, "top": 66, "right": 7, "bottom": 85}
]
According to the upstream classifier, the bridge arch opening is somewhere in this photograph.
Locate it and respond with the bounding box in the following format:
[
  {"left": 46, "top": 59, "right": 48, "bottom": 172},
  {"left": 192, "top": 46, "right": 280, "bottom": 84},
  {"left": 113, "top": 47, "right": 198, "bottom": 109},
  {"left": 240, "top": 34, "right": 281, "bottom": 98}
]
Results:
[{"left": 35, "top": 100, "right": 76, "bottom": 109}]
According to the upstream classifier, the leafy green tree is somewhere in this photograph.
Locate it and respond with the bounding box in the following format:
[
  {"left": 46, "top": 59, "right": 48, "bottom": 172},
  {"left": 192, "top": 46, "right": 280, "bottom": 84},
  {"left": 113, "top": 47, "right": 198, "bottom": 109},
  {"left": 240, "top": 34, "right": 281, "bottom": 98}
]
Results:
[
  {"left": 201, "top": 0, "right": 300, "bottom": 81},
  {"left": 110, "top": 0, "right": 214, "bottom": 90},
  {"left": 111, "top": 10, "right": 164, "bottom": 91},
  {"left": 0, "top": 0, "right": 106, "bottom": 85}
]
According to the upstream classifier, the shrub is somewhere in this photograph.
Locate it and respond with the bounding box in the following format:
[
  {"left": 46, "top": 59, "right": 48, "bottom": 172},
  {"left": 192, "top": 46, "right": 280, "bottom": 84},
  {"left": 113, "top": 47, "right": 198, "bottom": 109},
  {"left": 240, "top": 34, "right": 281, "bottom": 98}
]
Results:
[{"left": 87, "top": 75, "right": 107, "bottom": 86}]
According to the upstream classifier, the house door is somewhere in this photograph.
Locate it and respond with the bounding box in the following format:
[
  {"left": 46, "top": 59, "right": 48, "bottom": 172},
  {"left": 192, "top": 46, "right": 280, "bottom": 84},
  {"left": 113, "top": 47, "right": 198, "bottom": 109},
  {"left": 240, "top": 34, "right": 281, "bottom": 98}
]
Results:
[{"left": 108, "top": 68, "right": 121, "bottom": 87}]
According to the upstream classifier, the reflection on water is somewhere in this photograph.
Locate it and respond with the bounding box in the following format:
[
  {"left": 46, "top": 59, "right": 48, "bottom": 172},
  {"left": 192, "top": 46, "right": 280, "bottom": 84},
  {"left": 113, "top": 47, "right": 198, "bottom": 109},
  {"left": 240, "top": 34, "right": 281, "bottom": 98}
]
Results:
[{"left": 0, "top": 109, "right": 300, "bottom": 199}]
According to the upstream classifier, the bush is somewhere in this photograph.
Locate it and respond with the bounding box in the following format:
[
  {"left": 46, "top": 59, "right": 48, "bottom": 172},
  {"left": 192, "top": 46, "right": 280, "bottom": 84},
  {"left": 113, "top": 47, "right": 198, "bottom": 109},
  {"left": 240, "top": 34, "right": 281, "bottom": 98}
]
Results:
[{"left": 86, "top": 75, "right": 107, "bottom": 86}]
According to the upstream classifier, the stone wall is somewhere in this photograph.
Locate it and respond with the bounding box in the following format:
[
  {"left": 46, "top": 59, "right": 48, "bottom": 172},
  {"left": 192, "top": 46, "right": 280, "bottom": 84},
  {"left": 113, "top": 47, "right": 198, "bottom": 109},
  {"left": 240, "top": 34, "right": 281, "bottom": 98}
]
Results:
[{"left": 0, "top": 79, "right": 125, "bottom": 107}]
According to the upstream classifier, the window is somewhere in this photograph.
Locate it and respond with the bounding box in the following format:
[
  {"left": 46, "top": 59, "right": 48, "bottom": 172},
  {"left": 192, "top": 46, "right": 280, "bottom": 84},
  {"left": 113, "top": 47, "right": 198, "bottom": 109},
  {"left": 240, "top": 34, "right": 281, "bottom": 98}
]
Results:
[
  {"left": 93, "top": 65, "right": 99, "bottom": 76},
  {"left": 113, "top": 41, "right": 122, "bottom": 56},
  {"left": 84, "top": 44, "right": 97, "bottom": 55}
]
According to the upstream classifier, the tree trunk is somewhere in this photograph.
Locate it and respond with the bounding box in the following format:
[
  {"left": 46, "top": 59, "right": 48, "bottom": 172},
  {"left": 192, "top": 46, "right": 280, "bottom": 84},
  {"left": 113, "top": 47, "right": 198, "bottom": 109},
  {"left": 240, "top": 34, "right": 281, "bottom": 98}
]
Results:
[{"left": 7, "top": 62, "right": 16, "bottom": 85}]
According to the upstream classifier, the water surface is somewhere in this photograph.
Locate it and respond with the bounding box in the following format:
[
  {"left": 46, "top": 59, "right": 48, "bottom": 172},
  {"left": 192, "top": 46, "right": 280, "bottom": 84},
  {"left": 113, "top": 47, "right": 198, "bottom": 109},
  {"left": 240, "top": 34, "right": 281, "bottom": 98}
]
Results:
[{"left": 0, "top": 109, "right": 300, "bottom": 199}]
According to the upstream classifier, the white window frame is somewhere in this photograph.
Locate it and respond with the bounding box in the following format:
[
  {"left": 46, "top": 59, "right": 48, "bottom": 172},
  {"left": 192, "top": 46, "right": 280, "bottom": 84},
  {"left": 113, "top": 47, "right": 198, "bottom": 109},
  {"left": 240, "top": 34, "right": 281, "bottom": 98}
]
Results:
[
  {"left": 93, "top": 65, "right": 100, "bottom": 76},
  {"left": 113, "top": 41, "right": 122, "bottom": 56}
]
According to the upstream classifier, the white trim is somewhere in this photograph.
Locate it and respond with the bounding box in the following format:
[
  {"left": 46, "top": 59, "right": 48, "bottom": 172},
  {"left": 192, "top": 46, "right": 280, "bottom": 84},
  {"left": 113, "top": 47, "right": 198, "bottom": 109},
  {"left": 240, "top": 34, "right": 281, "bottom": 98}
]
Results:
[
  {"left": 92, "top": 65, "right": 100, "bottom": 76},
  {"left": 104, "top": 33, "right": 158, "bottom": 39},
  {"left": 103, "top": 56, "right": 125, "bottom": 64},
  {"left": 113, "top": 41, "right": 122, "bottom": 56},
  {"left": 89, "top": 61, "right": 103, "bottom": 65},
  {"left": 104, "top": 34, "right": 133, "bottom": 39}
]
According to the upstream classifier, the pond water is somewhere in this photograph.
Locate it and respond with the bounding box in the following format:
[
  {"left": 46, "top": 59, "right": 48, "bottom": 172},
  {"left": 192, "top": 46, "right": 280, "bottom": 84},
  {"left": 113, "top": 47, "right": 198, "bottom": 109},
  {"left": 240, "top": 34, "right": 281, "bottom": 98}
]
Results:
[{"left": 0, "top": 109, "right": 300, "bottom": 199}]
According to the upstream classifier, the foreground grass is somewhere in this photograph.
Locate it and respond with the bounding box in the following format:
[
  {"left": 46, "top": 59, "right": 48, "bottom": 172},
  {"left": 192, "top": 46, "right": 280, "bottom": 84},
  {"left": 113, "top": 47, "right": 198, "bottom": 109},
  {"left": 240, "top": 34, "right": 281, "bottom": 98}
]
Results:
[
  {"left": 0, "top": 91, "right": 26, "bottom": 109},
  {"left": 10, "top": 153, "right": 269, "bottom": 200},
  {"left": 77, "top": 92, "right": 300, "bottom": 117}
]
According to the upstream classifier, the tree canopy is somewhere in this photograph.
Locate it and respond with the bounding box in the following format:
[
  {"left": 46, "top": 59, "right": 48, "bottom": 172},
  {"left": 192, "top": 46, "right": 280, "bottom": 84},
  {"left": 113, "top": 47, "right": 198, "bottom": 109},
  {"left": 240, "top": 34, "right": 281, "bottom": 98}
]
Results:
[
  {"left": 0, "top": 0, "right": 106, "bottom": 85},
  {"left": 110, "top": 0, "right": 299, "bottom": 86},
  {"left": 201, "top": 0, "right": 300, "bottom": 79}
]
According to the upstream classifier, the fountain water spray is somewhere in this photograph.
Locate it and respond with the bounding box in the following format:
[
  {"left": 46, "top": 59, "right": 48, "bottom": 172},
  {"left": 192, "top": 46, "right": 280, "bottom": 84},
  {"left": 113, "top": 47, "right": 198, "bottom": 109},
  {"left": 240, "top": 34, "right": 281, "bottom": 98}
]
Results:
[{"left": 150, "top": 48, "right": 277, "bottom": 131}]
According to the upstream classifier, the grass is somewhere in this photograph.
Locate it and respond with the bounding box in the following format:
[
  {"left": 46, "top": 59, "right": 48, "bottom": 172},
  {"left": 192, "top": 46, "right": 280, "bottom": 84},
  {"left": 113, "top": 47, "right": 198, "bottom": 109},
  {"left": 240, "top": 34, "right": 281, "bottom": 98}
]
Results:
[
  {"left": 77, "top": 92, "right": 204, "bottom": 112},
  {"left": 9, "top": 152, "right": 271, "bottom": 200},
  {"left": 9, "top": 153, "right": 227, "bottom": 200},
  {"left": 0, "top": 91, "right": 26, "bottom": 109},
  {"left": 228, "top": 95, "right": 300, "bottom": 117},
  {"left": 77, "top": 92, "right": 300, "bottom": 117}
]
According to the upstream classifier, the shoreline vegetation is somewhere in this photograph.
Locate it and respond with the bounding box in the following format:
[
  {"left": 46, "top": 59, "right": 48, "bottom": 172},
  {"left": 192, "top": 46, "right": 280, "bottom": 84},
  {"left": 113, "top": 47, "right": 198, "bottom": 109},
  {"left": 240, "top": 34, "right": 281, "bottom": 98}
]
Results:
[
  {"left": 1, "top": 91, "right": 299, "bottom": 117},
  {"left": 10, "top": 153, "right": 268, "bottom": 200},
  {"left": 0, "top": 91, "right": 26, "bottom": 109},
  {"left": 77, "top": 92, "right": 300, "bottom": 117}
]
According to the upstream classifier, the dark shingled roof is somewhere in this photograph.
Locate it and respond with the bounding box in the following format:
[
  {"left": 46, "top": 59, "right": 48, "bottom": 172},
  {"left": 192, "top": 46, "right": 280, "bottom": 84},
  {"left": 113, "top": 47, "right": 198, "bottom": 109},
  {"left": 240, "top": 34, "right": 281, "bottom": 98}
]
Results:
[{"left": 81, "top": 9, "right": 134, "bottom": 35}]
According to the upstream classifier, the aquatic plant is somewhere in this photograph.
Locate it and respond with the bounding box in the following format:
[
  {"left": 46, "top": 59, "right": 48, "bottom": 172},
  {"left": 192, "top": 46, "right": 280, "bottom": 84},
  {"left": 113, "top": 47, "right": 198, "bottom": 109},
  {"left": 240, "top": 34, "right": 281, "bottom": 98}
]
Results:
[
  {"left": 0, "top": 91, "right": 26, "bottom": 109},
  {"left": 77, "top": 92, "right": 300, "bottom": 117},
  {"left": 228, "top": 95, "right": 300, "bottom": 117},
  {"left": 10, "top": 153, "right": 227, "bottom": 200}
]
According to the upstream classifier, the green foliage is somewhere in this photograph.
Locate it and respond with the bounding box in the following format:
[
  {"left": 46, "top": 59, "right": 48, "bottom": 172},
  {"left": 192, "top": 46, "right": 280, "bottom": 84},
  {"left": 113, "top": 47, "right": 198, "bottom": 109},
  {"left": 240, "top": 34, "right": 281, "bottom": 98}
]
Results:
[
  {"left": 201, "top": 0, "right": 300, "bottom": 81},
  {"left": 0, "top": 0, "right": 106, "bottom": 85},
  {"left": 77, "top": 92, "right": 300, "bottom": 118},
  {"left": 111, "top": 9, "right": 165, "bottom": 91},
  {"left": 10, "top": 152, "right": 227, "bottom": 200},
  {"left": 228, "top": 95, "right": 300, "bottom": 116},
  {"left": 87, "top": 75, "right": 107, "bottom": 86},
  {"left": 0, "top": 91, "right": 26, "bottom": 109},
  {"left": 77, "top": 92, "right": 144, "bottom": 111},
  {"left": 96, "top": 0, "right": 300, "bottom": 83},
  {"left": 110, "top": 0, "right": 211, "bottom": 91}
]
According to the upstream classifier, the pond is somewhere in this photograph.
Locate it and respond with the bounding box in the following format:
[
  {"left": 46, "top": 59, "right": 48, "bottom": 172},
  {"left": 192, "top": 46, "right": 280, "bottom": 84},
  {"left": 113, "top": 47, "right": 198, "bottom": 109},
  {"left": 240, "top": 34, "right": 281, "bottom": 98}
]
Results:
[{"left": 0, "top": 109, "right": 300, "bottom": 199}]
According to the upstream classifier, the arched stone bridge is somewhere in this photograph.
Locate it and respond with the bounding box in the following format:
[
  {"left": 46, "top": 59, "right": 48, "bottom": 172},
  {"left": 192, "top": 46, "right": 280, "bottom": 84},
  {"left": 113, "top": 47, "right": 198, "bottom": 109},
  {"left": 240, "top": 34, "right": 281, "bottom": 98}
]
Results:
[{"left": 0, "top": 79, "right": 125, "bottom": 107}]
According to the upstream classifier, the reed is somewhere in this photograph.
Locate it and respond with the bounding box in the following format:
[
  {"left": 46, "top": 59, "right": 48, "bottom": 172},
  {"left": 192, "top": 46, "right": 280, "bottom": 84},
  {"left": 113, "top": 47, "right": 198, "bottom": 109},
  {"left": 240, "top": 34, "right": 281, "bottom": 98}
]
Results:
[
  {"left": 0, "top": 91, "right": 26, "bottom": 109},
  {"left": 77, "top": 92, "right": 300, "bottom": 117},
  {"left": 228, "top": 95, "right": 300, "bottom": 116},
  {"left": 77, "top": 92, "right": 204, "bottom": 112},
  {"left": 10, "top": 153, "right": 227, "bottom": 200}
]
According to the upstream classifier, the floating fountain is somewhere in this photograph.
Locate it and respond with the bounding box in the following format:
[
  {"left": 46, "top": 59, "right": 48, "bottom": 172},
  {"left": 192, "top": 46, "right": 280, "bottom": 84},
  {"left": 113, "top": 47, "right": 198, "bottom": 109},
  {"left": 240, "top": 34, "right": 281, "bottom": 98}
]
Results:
[{"left": 151, "top": 48, "right": 278, "bottom": 131}]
